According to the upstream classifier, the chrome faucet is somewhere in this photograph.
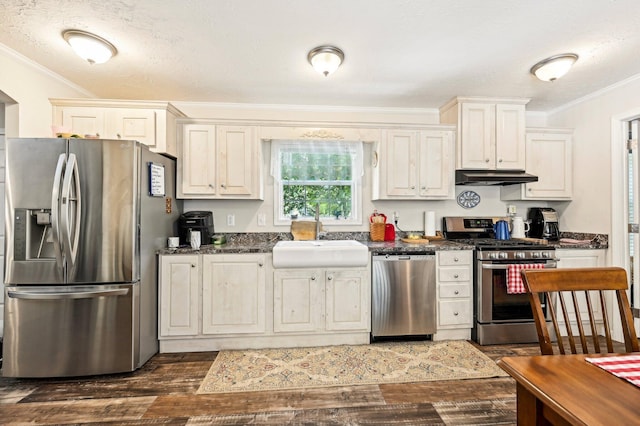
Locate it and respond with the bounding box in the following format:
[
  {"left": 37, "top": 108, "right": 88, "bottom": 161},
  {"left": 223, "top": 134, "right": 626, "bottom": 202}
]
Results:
[{"left": 315, "top": 203, "right": 325, "bottom": 239}]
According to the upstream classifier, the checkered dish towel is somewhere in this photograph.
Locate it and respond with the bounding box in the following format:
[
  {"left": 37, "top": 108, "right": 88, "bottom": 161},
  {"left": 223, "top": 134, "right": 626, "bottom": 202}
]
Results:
[{"left": 506, "top": 263, "right": 545, "bottom": 294}]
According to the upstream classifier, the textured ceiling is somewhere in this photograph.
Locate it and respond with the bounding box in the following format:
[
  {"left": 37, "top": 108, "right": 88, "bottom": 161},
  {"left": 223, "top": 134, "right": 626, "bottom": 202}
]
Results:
[{"left": 1, "top": 0, "right": 640, "bottom": 112}]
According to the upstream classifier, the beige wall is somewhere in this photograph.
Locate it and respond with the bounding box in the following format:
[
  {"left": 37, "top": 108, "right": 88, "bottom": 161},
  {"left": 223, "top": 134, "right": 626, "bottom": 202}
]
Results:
[{"left": 0, "top": 44, "right": 91, "bottom": 137}]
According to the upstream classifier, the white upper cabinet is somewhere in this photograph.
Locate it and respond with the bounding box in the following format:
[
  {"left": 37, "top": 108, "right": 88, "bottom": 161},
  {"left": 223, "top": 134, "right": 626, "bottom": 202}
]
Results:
[
  {"left": 440, "top": 97, "right": 529, "bottom": 170},
  {"left": 372, "top": 127, "right": 455, "bottom": 200},
  {"left": 501, "top": 128, "right": 573, "bottom": 200},
  {"left": 177, "top": 122, "right": 263, "bottom": 199},
  {"left": 50, "top": 99, "right": 185, "bottom": 157}
]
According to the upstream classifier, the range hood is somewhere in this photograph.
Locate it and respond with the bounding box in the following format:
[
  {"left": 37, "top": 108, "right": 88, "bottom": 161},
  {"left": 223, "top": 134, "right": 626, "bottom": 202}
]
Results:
[{"left": 455, "top": 169, "right": 538, "bottom": 186}]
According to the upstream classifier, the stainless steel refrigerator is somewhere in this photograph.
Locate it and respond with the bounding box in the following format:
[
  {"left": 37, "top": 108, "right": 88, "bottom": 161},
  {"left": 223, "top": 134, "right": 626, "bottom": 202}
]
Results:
[{"left": 2, "top": 138, "right": 182, "bottom": 377}]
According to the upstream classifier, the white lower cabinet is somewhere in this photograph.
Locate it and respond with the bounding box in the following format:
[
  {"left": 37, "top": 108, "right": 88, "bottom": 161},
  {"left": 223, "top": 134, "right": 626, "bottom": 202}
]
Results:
[
  {"left": 554, "top": 249, "right": 606, "bottom": 335},
  {"left": 159, "top": 255, "right": 200, "bottom": 337},
  {"left": 273, "top": 267, "right": 370, "bottom": 333},
  {"left": 434, "top": 250, "right": 473, "bottom": 341},
  {"left": 201, "top": 254, "right": 267, "bottom": 334},
  {"left": 159, "top": 254, "right": 370, "bottom": 352}
]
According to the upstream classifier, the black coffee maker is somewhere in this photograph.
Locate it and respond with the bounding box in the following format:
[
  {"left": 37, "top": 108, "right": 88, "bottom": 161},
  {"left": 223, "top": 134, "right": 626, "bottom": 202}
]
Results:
[{"left": 528, "top": 208, "right": 560, "bottom": 241}]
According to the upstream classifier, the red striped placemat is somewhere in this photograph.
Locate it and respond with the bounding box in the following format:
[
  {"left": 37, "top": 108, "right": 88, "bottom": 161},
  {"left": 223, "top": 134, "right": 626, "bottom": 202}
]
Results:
[{"left": 586, "top": 354, "right": 640, "bottom": 388}]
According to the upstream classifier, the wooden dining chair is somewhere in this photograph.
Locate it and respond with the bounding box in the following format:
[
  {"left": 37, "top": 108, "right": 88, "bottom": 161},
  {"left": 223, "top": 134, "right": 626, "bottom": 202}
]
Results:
[{"left": 521, "top": 267, "right": 639, "bottom": 355}]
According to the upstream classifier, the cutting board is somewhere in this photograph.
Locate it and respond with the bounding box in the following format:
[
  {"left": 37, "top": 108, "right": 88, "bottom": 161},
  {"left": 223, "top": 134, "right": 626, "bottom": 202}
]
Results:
[
  {"left": 401, "top": 237, "right": 431, "bottom": 244},
  {"left": 513, "top": 237, "right": 549, "bottom": 245},
  {"left": 291, "top": 220, "right": 321, "bottom": 240}
]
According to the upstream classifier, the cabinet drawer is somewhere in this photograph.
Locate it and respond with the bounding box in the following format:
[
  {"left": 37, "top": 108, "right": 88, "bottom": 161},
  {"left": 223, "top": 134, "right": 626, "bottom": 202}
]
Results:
[
  {"left": 438, "top": 251, "right": 472, "bottom": 266},
  {"left": 438, "top": 268, "right": 471, "bottom": 282},
  {"left": 438, "top": 300, "right": 472, "bottom": 326},
  {"left": 439, "top": 284, "right": 470, "bottom": 298}
]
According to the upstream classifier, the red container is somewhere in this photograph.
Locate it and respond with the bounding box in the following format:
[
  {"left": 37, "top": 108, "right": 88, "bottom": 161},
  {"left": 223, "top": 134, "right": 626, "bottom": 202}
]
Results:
[{"left": 384, "top": 223, "right": 396, "bottom": 241}]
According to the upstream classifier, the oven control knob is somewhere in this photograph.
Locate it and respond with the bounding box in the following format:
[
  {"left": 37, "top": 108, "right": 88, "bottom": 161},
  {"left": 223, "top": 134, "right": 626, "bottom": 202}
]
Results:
[
  {"left": 515, "top": 252, "right": 526, "bottom": 259},
  {"left": 489, "top": 252, "right": 499, "bottom": 260},
  {"left": 532, "top": 252, "right": 541, "bottom": 258},
  {"left": 499, "top": 252, "right": 508, "bottom": 259}
]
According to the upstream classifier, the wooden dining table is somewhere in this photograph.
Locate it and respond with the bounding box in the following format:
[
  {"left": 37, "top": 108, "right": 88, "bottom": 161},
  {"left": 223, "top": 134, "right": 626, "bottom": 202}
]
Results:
[{"left": 497, "top": 353, "right": 640, "bottom": 426}]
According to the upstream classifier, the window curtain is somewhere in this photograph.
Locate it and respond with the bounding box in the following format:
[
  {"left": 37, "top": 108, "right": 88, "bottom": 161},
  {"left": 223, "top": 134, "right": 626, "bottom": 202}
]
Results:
[{"left": 270, "top": 140, "right": 364, "bottom": 181}]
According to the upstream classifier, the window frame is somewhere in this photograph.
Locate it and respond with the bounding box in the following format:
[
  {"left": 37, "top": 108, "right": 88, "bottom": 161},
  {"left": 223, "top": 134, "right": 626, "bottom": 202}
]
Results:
[{"left": 271, "top": 140, "right": 363, "bottom": 226}]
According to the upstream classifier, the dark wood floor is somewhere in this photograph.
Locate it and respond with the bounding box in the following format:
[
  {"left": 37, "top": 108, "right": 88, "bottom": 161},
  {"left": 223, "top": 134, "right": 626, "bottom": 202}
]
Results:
[{"left": 0, "top": 341, "right": 545, "bottom": 425}]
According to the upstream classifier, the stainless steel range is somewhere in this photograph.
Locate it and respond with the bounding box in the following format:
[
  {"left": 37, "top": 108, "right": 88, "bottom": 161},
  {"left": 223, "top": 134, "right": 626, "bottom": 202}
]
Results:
[{"left": 443, "top": 216, "right": 557, "bottom": 345}]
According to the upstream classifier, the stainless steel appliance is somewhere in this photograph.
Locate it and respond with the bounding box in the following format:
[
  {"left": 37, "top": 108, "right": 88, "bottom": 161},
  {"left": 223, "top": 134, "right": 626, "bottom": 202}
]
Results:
[
  {"left": 371, "top": 252, "right": 436, "bottom": 339},
  {"left": 443, "top": 217, "right": 557, "bottom": 345},
  {"left": 3, "top": 138, "right": 181, "bottom": 377},
  {"left": 528, "top": 207, "right": 560, "bottom": 241}
]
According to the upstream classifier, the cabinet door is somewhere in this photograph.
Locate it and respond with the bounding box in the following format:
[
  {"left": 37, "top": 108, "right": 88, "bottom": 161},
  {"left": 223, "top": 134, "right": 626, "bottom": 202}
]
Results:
[
  {"left": 459, "top": 103, "right": 494, "bottom": 169},
  {"left": 325, "top": 269, "right": 369, "bottom": 331},
  {"left": 60, "top": 107, "right": 106, "bottom": 137},
  {"left": 159, "top": 255, "right": 200, "bottom": 337},
  {"left": 555, "top": 250, "right": 606, "bottom": 329},
  {"left": 495, "top": 104, "right": 526, "bottom": 170},
  {"left": 217, "top": 126, "right": 257, "bottom": 196},
  {"left": 523, "top": 131, "right": 572, "bottom": 199},
  {"left": 384, "top": 130, "right": 418, "bottom": 196},
  {"left": 201, "top": 254, "right": 266, "bottom": 334},
  {"left": 273, "top": 269, "right": 322, "bottom": 333},
  {"left": 112, "top": 109, "right": 157, "bottom": 148},
  {"left": 179, "top": 124, "right": 216, "bottom": 196},
  {"left": 418, "top": 130, "right": 454, "bottom": 198}
]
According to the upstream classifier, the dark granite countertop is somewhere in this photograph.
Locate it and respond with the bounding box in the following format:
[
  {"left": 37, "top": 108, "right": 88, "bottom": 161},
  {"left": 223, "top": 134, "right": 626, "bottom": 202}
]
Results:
[{"left": 158, "top": 231, "right": 607, "bottom": 255}]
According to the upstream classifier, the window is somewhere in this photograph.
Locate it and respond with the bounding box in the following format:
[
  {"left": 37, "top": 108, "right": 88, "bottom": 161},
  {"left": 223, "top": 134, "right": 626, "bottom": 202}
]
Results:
[{"left": 271, "top": 140, "right": 363, "bottom": 225}]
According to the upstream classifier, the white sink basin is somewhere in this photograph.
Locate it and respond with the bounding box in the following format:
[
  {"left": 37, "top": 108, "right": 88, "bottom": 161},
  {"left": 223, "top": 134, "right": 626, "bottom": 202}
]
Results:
[{"left": 272, "top": 240, "right": 369, "bottom": 268}]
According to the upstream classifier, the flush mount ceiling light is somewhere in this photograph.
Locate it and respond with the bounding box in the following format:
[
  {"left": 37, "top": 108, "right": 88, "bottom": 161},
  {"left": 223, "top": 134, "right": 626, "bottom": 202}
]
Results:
[
  {"left": 62, "top": 29, "right": 117, "bottom": 64},
  {"left": 530, "top": 53, "right": 578, "bottom": 82},
  {"left": 307, "top": 45, "right": 344, "bottom": 77}
]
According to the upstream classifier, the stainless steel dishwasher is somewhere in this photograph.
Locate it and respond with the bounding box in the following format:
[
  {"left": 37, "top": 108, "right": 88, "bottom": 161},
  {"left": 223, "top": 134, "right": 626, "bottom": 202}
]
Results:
[{"left": 371, "top": 251, "right": 436, "bottom": 339}]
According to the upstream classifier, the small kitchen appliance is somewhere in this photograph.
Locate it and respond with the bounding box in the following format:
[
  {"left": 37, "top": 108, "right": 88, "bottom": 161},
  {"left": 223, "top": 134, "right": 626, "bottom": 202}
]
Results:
[
  {"left": 443, "top": 216, "right": 557, "bottom": 345},
  {"left": 493, "top": 220, "right": 510, "bottom": 240},
  {"left": 511, "top": 216, "right": 530, "bottom": 238},
  {"left": 178, "top": 211, "right": 214, "bottom": 246},
  {"left": 528, "top": 208, "right": 560, "bottom": 241}
]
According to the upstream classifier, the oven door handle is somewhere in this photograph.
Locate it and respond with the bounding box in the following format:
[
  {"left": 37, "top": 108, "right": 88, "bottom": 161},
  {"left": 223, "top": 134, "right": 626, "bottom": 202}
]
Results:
[{"left": 481, "top": 261, "right": 558, "bottom": 270}]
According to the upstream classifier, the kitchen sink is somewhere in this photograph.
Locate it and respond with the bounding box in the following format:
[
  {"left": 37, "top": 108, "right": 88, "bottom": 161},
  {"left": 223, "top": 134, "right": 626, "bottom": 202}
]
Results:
[{"left": 272, "top": 240, "right": 369, "bottom": 268}]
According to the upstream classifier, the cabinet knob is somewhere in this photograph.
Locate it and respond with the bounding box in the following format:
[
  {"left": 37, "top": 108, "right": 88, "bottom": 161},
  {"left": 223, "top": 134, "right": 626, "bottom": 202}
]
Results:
[
  {"left": 221, "top": 184, "right": 226, "bottom": 189},
  {"left": 411, "top": 186, "right": 415, "bottom": 189},
  {"left": 453, "top": 311, "right": 459, "bottom": 316},
  {"left": 528, "top": 187, "right": 533, "bottom": 192},
  {"left": 208, "top": 184, "right": 214, "bottom": 188},
  {"left": 311, "top": 276, "right": 316, "bottom": 281},
  {"left": 327, "top": 275, "right": 333, "bottom": 281},
  {"left": 485, "top": 159, "right": 490, "bottom": 163},
  {"left": 453, "top": 274, "right": 459, "bottom": 279},
  {"left": 191, "top": 264, "right": 196, "bottom": 268},
  {"left": 117, "top": 133, "right": 122, "bottom": 139},
  {"left": 258, "top": 262, "right": 263, "bottom": 267},
  {"left": 498, "top": 158, "right": 503, "bottom": 163},
  {"left": 454, "top": 257, "right": 459, "bottom": 262},
  {"left": 454, "top": 290, "right": 459, "bottom": 295}
]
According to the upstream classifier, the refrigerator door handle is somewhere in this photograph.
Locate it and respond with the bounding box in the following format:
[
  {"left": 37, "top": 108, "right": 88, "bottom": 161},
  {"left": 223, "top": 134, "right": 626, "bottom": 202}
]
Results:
[
  {"left": 60, "top": 153, "right": 82, "bottom": 268},
  {"left": 7, "top": 288, "right": 130, "bottom": 300},
  {"left": 50, "top": 153, "right": 66, "bottom": 268}
]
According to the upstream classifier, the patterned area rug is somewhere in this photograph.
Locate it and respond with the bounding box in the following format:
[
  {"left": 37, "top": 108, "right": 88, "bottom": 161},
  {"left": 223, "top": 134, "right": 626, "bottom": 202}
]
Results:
[{"left": 197, "top": 340, "right": 508, "bottom": 394}]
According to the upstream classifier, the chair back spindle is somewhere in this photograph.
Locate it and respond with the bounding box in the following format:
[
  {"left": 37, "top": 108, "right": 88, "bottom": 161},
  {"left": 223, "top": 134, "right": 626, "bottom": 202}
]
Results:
[{"left": 521, "top": 267, "right": 639, "bottom": 355}]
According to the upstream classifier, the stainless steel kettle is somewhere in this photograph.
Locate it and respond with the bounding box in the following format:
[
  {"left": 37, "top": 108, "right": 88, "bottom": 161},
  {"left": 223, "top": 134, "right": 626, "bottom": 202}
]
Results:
[{"left": 494, "top": 220, "right": 510, "bottom": 240}]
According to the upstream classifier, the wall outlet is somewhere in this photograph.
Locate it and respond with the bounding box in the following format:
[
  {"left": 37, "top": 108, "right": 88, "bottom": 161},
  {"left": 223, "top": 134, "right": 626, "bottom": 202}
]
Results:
[
  {"left": 507, "top": 205, "right": 517, "bottom": 215},
  {"left": 227, "top": 214, "right": 235, "bottom": 227},
  {"left": 257, "top": 213, "right": 266, "bottom": 226}
]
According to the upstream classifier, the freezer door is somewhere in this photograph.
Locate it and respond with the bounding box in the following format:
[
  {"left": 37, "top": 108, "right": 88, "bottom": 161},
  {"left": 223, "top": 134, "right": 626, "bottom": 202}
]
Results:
[
  {"left": 5, "top": 138, "right": 67, "bottom": 284},
  {"left": 68, "top": 139, "right": 139, "bottom": 284},
  {"left": 2, "top": 284, "right": 138, "bottom": 377}
]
